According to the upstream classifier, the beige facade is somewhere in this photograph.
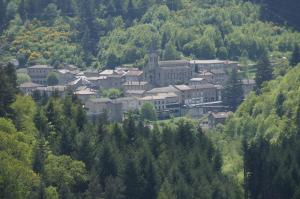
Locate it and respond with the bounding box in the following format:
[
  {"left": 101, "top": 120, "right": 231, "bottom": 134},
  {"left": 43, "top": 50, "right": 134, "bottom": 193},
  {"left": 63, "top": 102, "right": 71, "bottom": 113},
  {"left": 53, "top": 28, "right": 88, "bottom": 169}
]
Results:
[
  {"left": 123, "top": 81, "right": 150, "bottom": 91},
  {"left": 85, "top": 97, "right": 139, "bottom": 122},
  {"left": 125, "top": 70, "right": 144, "bottom": 82},
  {"left": 144, "top": 52, "right": 192, "bottom": 87},
  {"left": 56, "top": 69, "right": 77, "bottom": 85},
  {"left": 190, "top": 60, "right": 238, "bottom": 72},
  {"left": 74, "top": 87, "right": 97, "bottom": 103},
  {"left": 27, "top": 65, "right": 54, "bottom": 85},
  {"left": 139, "top": 92, "right": 180, "bottom": 112},
  {"left": 19, "top": 82, "right": 42, "bottom": 94}
]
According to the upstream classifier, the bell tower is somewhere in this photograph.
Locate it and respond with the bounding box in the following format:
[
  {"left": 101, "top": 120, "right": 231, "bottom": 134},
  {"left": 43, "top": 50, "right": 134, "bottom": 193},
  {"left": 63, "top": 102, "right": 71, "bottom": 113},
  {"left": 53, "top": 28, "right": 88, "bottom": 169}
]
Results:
[{"left": 145, "top": 49, "right": 158, "bottom": 86}]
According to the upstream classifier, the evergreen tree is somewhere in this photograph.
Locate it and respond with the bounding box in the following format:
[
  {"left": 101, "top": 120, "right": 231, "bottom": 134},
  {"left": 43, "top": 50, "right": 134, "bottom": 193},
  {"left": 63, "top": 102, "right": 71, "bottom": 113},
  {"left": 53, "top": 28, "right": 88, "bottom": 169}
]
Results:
[
  {"left": 99, "top": 144, "right": 118, "bottom": 187},
  {"left": 255, "top": 50, "right": 273, "bottom": 91},
  {"left": 223, "top": 67, "right": 244, "bottom": 111},
  {"left": 77, "top": 133, "right": 94, "bottom": 170},
  {"left": 124, "top": 159, "right": 142, "bottom": 199},
  {"left": 33, "top": 139, "right": 47, "bottom": 174},
  {"left": 104, "top": 176, "right": 125, "bottom": 199},
  {"left": 60, "top": 123, "right": 74, "bottom": 155},
  {"left": 143, "top": 160, "right": 158, "bottom": 199},
  {"left": 0, "top": 63, "right": 17, "bottom": 117},
  {"left": 76, "top": 105, "right": 86, "bottom": 131},
  {"left": 123, "top": 114, "right": 137, "bottom": 144},
  {"left": 290, "top": 44, "right": 300, "bottom": 67},
  {"left": 275, "top": 92, "right": 285, "bottom": 117},
  {"left": 0, "top": 0, "right": 6, "bottom": 33},
  {"left": 18, "top": 0, "right": 27, "bottom": 22},
  {"left": 213, "top": 150, "right": 223, "bottom": 172},
  {"left": 161, "top": 32, "right": 169, "bottom": 49}
]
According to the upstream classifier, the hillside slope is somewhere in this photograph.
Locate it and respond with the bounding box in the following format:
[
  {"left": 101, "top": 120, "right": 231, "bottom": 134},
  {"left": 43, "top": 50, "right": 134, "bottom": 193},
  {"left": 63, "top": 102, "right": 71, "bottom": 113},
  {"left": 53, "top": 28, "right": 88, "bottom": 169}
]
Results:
[
  {"left": 0, "top": 0, "right": 300, "bottom": 68},
  {"left": 208, "top": 64, "right": 300, "bottom": 197}
]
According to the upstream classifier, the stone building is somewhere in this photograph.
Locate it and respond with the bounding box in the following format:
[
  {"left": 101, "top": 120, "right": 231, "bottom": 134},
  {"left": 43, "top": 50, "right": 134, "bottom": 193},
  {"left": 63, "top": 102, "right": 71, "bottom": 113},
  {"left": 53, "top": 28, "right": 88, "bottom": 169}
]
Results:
[
  {"left": 125, "top": 70, "right": 144, "bottom": 82},
  {"left": 19, "top": 82, "right": 42, "bottom": 94},
  {"left": 74, "top": 87, "right": 97, "bottom": 103},
  {"left": 139, "top": 92, "right": 181, "bottom": 116},
  {"left": 85, "top": 97, "right": 139, "bottom": 122},
  {"left": 123, "top": 81, "right": 150, "bottom": 91},
  {"left": 144, "top": 52, "right": 192, "bottom": 87},
  {"left": 242, "top": 79, "right": 255, "bottom": 97},
  {"left": 190, "top": 60, "right": 238, "bottom": 72},
  {"left": 27, "top": 65, "right": 54, "bottom": 85},
  {"left": 208, "top": 111, "right": 233, "bottom": 128},
  {"left": 56, "top": 69, "right": 77, "bottom": 85},
  {"left": 35, "top": 85, "right": 67, "bottom": 97}
]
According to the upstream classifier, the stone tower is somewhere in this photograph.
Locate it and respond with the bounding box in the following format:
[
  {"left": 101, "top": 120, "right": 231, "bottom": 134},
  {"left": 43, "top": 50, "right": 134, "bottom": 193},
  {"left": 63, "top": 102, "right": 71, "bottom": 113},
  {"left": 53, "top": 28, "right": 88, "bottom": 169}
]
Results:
[{"left": 145, "top": 50, "right": 158, "bottom": 86}]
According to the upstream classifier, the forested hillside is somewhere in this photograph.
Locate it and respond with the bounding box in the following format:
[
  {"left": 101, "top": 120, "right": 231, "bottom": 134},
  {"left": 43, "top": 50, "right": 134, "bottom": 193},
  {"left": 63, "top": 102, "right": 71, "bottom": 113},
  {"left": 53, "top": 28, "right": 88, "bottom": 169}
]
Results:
[
  {"left": 1, "top": 0, "right": 300, "bottom": 198},
  {"left": 208, "top": 63, "right": 300, "bottom": 198},
  {"left": 1, "top": 0, "right": 300, "bottom": 69},
  {"left": 246, "top": 0, "right": 300, "bottom": 31},
  {"left": 0, "top": 62, "right": 241, "bottom": 198}
]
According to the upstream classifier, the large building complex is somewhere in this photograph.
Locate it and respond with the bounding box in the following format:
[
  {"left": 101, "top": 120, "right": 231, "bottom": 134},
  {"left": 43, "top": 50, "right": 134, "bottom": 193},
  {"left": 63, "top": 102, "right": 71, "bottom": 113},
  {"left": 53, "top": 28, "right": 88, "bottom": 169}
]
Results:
[{"left": 19, "top": 52, "right": 253, "bottom": 124}]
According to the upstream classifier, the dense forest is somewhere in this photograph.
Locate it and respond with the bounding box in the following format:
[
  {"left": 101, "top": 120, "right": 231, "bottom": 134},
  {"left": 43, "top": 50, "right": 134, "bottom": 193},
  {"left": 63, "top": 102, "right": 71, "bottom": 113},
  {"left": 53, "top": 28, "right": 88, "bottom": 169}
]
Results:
[
  {"left": 208, "top": 63, "right": 300, "bottom": 198},
  {"left": 0, "top": 62, "right": 241, "bottom": 198},
  {"left": 1, "top": 0, "right": 300, "bottom": 199},
  {"left": 0, "top": 0, "right": 300, "bottom": 69},
  {"left": 246, "top": 0, "right": 300, "bottom": 31}
]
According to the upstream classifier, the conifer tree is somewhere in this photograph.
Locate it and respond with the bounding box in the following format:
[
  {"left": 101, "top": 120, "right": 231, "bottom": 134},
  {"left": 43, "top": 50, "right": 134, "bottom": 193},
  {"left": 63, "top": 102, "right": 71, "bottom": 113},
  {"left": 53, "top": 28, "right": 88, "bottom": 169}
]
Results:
[
  {"left": 33, "top": 139, "right": 47, "bottom": 174},
  {"left": 124, "top": 159, "right": 142, "bottom": 199},
  {"left": 290, "top": 44, "right": 300, "bottom": 67},
  {"left": 0, "top": 63, "right": 17, "bottom": 117},
  {"left": 255, "top": 50, "right": 273, "bottom": 91},
  {"left": 99, "top": 144, "right": 118, "bottom": 187},
  {"left": 275, "top": 92, "right": 285, "bottom": 117},
  {"left": 223, "top": 67, "right": 244, "bottom": 111},
  {"left": 0, "top": 0, "right": 6, "bottom": 33}
]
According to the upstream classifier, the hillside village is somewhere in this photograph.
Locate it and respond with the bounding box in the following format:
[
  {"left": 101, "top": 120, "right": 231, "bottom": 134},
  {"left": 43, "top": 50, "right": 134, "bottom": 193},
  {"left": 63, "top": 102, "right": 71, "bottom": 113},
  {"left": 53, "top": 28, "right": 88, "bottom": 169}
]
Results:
[{"left": 18, "top": 52, "right": 255, "bottom": 127}]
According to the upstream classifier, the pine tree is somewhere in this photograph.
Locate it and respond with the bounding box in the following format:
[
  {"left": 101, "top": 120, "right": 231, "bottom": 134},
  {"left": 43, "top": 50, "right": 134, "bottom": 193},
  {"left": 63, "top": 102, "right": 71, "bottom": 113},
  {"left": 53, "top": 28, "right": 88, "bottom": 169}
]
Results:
[
  {"left": 143, "top": 160, "right": 158, "bottom": 199},
  {"left": 18, "top": 0, "right": 27, "bottom": 22},
  {"left": 76, "top": 105, "right": 86, "bottom": 131},
  {"left": 77, "top": 133, "right": 94, "bottom": 170},
  {"left": 275, "top": 92, "right": 285, "bottom": 117},
  {"left": 290, "top": 44, "right": 300, "bottom": 67},
  {"left": 223, "top": 67, "right": 244, "bottom": 111},
  {"left": 0, "top": 0, "right": 6, "bottom": 33},
  {"left": 124, "top": 159, "right": 142, "bottom": 199},
  {"left": 255, "top": 50, "right": 273, "bottom": 91},
  {"left": 0, "top": 63, "right": 17, "bottom": 117},
  {"left": 161, "top": 32, "right": 168, "bottom": 49},
  {"left": 123, "top": 114, "right": 137, "bottom": 144},
  {"left": 99, "top": 144, "right": 118, "bottom": 187},
  {"left": 33, "top": 139, "right": 46, "bottom": 174}
]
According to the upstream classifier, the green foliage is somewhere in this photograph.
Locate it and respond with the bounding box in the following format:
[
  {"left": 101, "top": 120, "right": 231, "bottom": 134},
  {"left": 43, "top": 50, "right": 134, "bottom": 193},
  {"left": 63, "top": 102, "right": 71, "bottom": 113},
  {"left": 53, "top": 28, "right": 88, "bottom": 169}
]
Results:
[
  {"left": 101, "top": 88, "right": 123, "bottom": 99},
  {"left": 44, "top": 154, "right": 88, "bottom": 191},
  {"left": 141, "top": 102, "right": 157, "bottom": 121},
  {"left": 0, "top": 63, "right": 17, "bottom": 117},
  {"left": 209, "top": 65, "right": 300, "bottom": 196},
  {"left": 290, "top": 44, "right": 300, "bottom": 67},
  {"left": 0, "top": 118, "right": 39, "bottom": 199},
  {"left": 255, "top": 50, "right": 273, "bottom": 91},
  {"left": 11, "top": 95, "right": 37, "bottom": 135},
  {"left": 17, "top": 72, "right": 31, "bottom": 84},
  {"left": 1, "top": 0, "right": 299, "bottom": 68},
  {"left": 47, "top": 72, "right": 59, "bottom": 86},
  {"left": 223, "top": 68, "right": 244, "bottom": 111},
  {"left": 163, "top": 40, "right": 180, "bottom": 60}
]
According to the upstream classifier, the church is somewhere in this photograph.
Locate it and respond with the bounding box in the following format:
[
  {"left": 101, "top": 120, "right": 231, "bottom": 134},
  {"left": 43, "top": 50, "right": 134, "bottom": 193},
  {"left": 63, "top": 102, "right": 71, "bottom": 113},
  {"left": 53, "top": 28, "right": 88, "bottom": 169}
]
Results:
[{"left": 144, "top": 51, "right": 193, "bottom": 87}]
